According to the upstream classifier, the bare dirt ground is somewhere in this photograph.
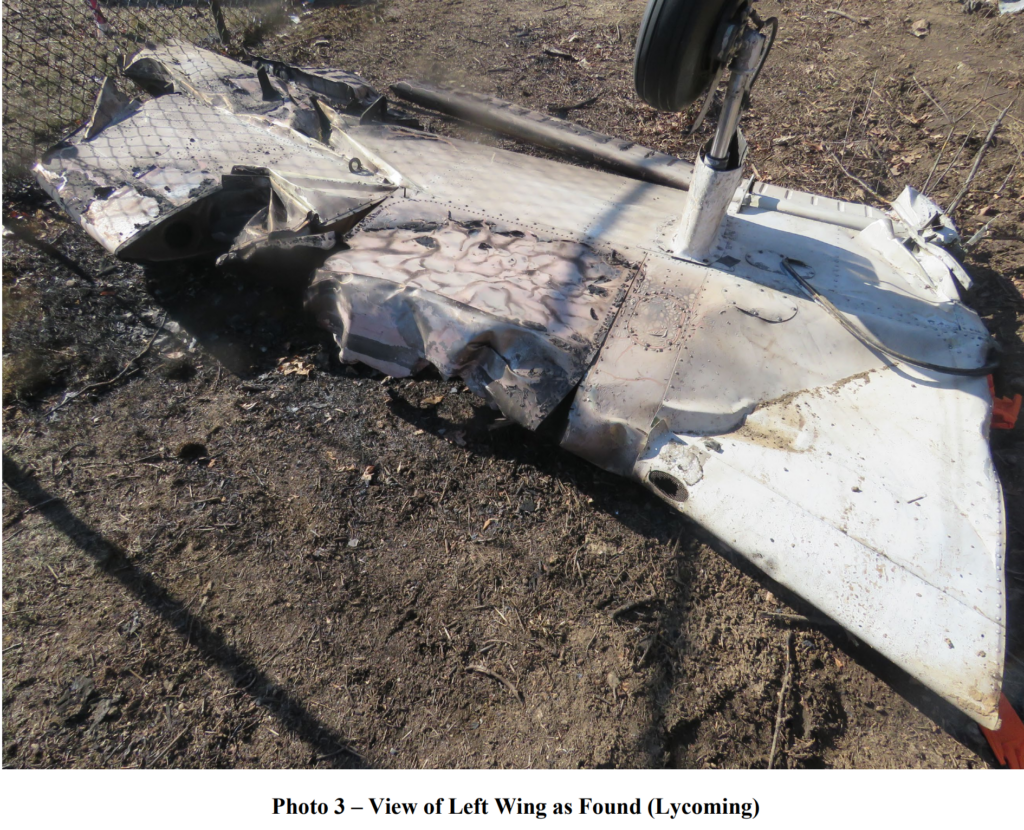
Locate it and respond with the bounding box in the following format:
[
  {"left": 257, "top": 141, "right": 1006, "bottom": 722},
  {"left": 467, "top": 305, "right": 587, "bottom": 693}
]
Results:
[{"left": 3, "top": 0, "right": 1023, "bottom": 769}]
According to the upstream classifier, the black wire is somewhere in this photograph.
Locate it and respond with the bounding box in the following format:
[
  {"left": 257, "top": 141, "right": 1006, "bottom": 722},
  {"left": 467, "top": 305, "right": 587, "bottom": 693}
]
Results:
[{"left": 781, "top": 258, "right": 999, "bottom": 377}]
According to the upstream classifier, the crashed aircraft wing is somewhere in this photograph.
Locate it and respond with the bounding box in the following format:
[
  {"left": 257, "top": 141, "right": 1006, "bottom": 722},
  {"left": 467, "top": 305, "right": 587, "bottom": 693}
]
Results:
[{"left": 35, "top": 44, "right": 1006, "bottom": 730}]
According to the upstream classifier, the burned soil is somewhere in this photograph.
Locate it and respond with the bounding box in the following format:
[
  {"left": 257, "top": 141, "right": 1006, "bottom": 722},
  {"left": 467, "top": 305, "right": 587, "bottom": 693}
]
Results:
[{"left": 3, "top": 0, "right": 1023, "bottom": 769}]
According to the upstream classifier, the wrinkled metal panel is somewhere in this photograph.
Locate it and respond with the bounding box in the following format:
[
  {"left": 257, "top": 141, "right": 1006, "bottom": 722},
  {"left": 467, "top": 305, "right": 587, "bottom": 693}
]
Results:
[
  {"left": 124, "top": 40, "right": 376, "bottom": 124},
  {"left": 123, "top": 40, "right": 270, "bottom": 113},
  {"left": 35, "top": 94, "right": 395, "bottom": 261},
  {"left": 308, "top": 201, "right": 636, "bottom": 429},
  {"left": 249, "top": 56, "right": 377, "bottom": 108}
]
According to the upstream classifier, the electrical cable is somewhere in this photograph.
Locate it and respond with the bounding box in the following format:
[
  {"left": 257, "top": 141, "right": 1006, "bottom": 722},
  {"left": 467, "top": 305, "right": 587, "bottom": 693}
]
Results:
[{"left": 780, "top": 257, "right": 999, "bottom": 376}]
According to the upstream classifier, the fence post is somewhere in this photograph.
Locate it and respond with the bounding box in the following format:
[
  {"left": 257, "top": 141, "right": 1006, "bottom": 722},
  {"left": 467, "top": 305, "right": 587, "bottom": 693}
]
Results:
[{"left": 210, "top": 0, "right": 231, "bottom": 45}]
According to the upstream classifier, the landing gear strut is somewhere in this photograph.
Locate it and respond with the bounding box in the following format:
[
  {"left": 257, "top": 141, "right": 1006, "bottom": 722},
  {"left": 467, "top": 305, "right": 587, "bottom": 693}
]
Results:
[{"left": 634, "top": 0, "right": 776, "bottom": 258}]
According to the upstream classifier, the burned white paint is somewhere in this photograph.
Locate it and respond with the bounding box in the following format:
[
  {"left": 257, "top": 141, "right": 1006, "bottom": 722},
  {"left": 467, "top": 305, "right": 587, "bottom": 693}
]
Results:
[{"left": 308, "top": 201, "right": 635, "bottom": 428}]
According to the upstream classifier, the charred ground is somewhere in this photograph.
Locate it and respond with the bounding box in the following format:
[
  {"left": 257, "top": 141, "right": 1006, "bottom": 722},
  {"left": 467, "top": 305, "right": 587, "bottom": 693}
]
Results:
[{"left": 3, "top": 0, "right": 1023, "bottom": 768}]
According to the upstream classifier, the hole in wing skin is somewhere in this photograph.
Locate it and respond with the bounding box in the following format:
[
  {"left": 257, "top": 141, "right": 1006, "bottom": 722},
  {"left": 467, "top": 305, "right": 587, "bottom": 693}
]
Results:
[{"left": 648, "top": 470, "right": 688, "bottom": 502}]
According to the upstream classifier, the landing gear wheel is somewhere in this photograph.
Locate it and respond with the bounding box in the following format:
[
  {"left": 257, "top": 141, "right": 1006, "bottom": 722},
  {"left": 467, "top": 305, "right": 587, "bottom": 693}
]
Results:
[{"left": 634, "top": 0, "right": 750, "bottom": 112}]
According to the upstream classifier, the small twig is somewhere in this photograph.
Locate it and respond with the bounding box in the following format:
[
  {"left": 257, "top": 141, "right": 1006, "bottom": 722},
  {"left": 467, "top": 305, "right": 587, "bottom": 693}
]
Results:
[
  {"left": 825, "top": 9, "right": 870, "bottom": 25},
  {"left": 547, "top": 95, "right": 599, "bottom": 114},
  {"left": 768, "top": 632, "right": 794, "bottom": 770},
  {"left": 2, "top": 220, "right": 96, "bottom": 283},
  {"left": 28, "top": 496, "right": 59, "bottom": 513},
  {"left": 994, "top": 152, "right": 1021, "bottom": 198},
  {"left": 509, "top": 602, "right": 526, "bottom": 631},
  {"left": 467, "top": 665, "right": 524, "bottom": 702},
  {"left": 922, "top": 124, "right": 956, "bottom": 194},
  {"left": 44, "top": 318, "right": 166, "bottom": 419},
  {"left": 948, "top": 96, "right": 1018, "bottom": 214},
  {"left": 911, "top": 75, "right": 951, "bottom": 125},
  {"left": 860, "top": 70, "right": 880, "bottom": 128},
  {"left": 924, "top": 96, "right": 995, "bottom": 193},
  {"left": 313, "top": 744, "right": 363, "bottom": 763},
  {"left": 637, "top": 635, "right": 657, "bottom": 666},
  {"left": 840, "top": 97, "right": 858, "bottom": 159},
  {"left": 932, "top": 130, "right": 975, "bottom": 192},
  {"left": 477, "top": 639, "right": 513, "bottom": 656},
  {"left": 759, "top": 610, "right": 840, "bottom": 628},
  {"left": 828, "top": 152, "right": 891, "bottom": 205},
  {"left": 3, "top": 642, "right": 25, "bottom": 653},
  {"left": 148, "top": 727, "right": 188, "bottom": 765},
  {"left": 965, "top": 217, "right": 997, "bottom": 250},
  {"left": 609, "top": 595, "right": 658, "bottom": 620},
  {"left": 3, "top": 496, "right": 60, "bottom": 529},
  {"left": 543, "top": 46, "right": 577, "bottom": 60}
]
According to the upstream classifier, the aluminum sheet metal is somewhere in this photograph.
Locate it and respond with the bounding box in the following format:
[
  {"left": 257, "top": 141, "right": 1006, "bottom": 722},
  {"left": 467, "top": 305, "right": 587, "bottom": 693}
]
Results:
[
  {"left": 308, "top": 200, "right": 636, "bottom": 429},
  {"left": 35, "top": 95, "right": 395, "bottom": 262}
]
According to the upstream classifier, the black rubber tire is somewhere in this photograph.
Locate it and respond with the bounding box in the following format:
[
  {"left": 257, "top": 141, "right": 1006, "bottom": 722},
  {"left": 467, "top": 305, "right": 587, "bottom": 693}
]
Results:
[{"left": 634, "top": 0, "right": 749, "bottom": 112}]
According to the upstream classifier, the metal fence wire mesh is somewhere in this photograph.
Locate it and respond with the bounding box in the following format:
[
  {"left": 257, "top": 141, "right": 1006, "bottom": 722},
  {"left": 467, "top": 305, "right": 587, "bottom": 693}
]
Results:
[{"left": 2, "top": 0, "right": 289, "bottom": 171}]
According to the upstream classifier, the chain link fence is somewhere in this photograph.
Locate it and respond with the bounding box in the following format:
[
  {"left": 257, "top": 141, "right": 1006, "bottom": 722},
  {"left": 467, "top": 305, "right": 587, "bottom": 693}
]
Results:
[{"left": 2, "top": 0, "right": 289, "bottom": 171}]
